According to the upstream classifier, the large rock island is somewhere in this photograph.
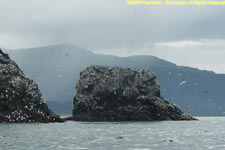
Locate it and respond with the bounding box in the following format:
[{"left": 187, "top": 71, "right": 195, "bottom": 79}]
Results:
[
  {"left": 0, "top": 49, "right": 63, "bottom": 123},
  {"left": 73, "top": 65, "right": 195, "bottom": 121}
]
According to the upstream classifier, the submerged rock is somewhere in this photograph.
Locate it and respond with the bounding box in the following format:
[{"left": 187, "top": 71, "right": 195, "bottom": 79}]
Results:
[
  {"left": 0, "top": 49, "right": 64, "bottom": 123},
  {"left": 73, "top": 65, "right": 195, "bottom": 121}
]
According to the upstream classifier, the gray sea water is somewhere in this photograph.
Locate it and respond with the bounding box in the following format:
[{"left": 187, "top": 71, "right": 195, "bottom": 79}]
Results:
[{"left": 1, "top": 117, "right": 225, "bottom": 150}]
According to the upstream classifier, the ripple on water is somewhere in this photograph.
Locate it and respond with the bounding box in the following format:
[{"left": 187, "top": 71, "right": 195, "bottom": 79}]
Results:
[{"left": 1, "top": 117, "right": 225, "bottom": 150}]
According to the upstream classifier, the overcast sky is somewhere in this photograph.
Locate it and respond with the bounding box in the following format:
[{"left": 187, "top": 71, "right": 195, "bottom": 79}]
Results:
[{"left": 0, "top": 0, "right": 225, "bottom": 73}]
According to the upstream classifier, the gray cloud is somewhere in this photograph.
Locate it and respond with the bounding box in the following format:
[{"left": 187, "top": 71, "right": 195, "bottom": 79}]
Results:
[
  {"left": 1, "top": 0, "right": 224, "bottom": 49},
  {"left": 0, "top": 0, "right": 225, "bottom": 72}
]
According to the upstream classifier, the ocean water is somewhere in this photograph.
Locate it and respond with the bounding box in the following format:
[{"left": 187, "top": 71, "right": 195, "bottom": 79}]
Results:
[{"left": 1, "top": 117, "right": 225, "bottom": 150}]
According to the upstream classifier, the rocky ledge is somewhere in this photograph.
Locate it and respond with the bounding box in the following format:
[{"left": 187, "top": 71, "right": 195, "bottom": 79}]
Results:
[
  {"left": 0, "top": 49, "right": 64, "bottom": 123},
  {"left": 73, "top": 65, "right": 196, "bottom": 121}
]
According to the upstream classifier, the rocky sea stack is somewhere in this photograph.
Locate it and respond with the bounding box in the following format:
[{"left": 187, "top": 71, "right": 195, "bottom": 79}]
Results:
[
  {"left": 73, "top": 65, "right": 195, "bottom": 121},
  {"left": 0, "top": 49, "right": 63, "bottom": 123}
]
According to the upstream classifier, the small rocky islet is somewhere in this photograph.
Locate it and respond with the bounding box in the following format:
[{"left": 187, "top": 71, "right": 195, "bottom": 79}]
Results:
[
  {"left": 0, "top": 49, "right": 195, "bottom": 123},
  {"left": 0, "top": 49, "right": 63, "bottom": 123},
  {"left": 72, "top": 65, "right": 195, "bottom": 121}
]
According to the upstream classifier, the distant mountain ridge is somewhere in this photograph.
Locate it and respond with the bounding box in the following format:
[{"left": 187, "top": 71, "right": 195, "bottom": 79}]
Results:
[{"left": 3, "top": 44, "right": 225, "bottom": 116}]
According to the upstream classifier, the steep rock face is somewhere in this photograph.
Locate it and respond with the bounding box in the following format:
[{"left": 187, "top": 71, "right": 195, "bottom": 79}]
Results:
[
  {"left": 0, "top": 49, "right": 63, "bottom": 123},
  {"left": 73, "top": 65, "right": 195, "bottom": 121}
]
